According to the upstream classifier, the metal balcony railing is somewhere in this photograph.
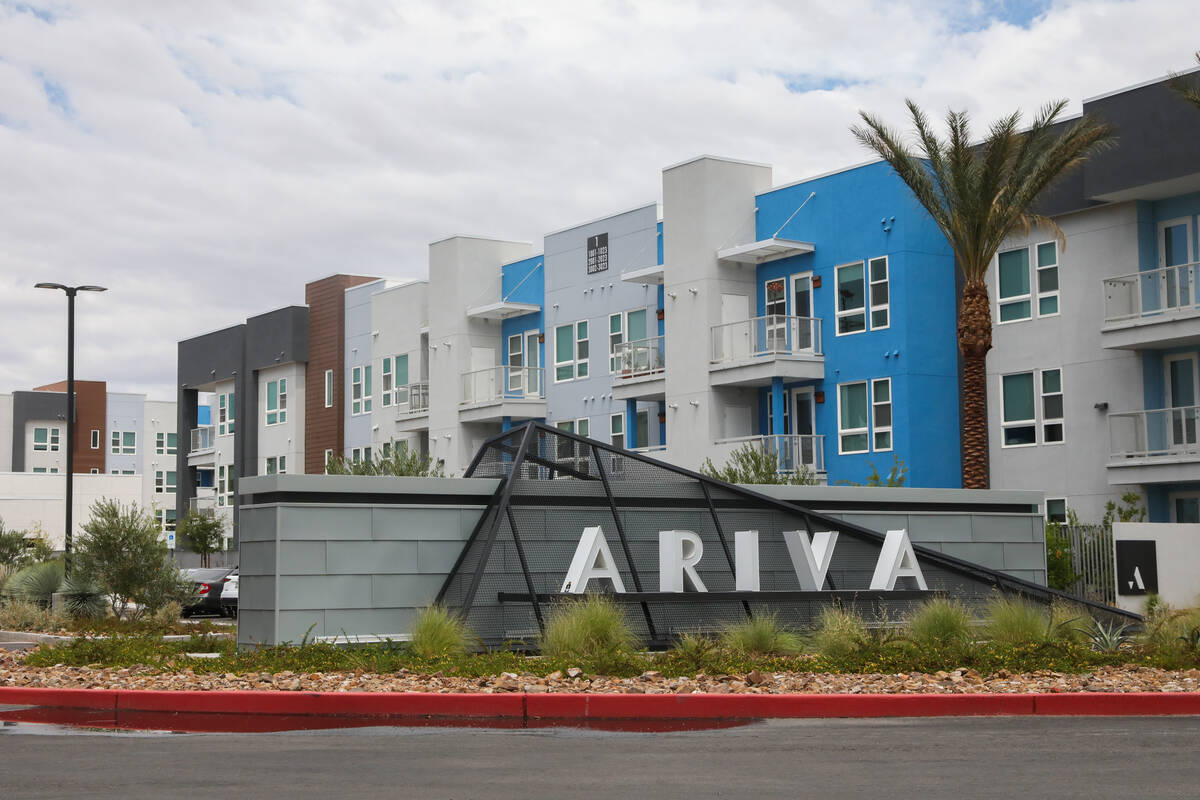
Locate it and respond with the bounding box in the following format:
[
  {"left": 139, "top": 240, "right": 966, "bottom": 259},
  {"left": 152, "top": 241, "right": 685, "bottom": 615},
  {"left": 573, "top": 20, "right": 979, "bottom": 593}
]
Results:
[
  {"left": 1109, "top": 405, "right": 1200, "bottom": 460},
  {"left": 188, "top": 494, "right": 218, "bottom": 513},
  {"left": 1103, "top": 262, "right": 1200, "bottom": 324},
  {"left": 714, "top": 433, "right": 826, "bottom": 474},
  {"left": 460, "top": 367, "right": 545, "bottom": 406},
  {"left": 613, "top": 336, "right": 665, "bottom": 379},
  {"left": 710, "top": 315, "right": 823, "bottom": 363},
  {"left": 189, "top": 425, "right": 215, "bottom": 454},
  {"left": 394, "top": 382, "right": 430, "bottom": 415}
]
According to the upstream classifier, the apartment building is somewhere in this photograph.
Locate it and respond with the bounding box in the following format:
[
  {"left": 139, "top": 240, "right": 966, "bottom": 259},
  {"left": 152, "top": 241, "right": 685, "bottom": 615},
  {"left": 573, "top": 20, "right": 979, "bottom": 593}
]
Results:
[{"left": 988, "top": 74, "right": 1200, "bottom": 523}]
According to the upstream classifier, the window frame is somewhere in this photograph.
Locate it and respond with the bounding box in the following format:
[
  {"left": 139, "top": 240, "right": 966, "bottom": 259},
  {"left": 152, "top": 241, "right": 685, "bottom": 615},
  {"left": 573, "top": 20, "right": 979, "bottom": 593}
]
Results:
[
  {"left": 871, "top": 377, "right": 893, "bottom": 452},
  {"left": 1041, "top": 368, "right": 1065, "bottom": 444},
  {"left": 324, "top": 369, "right": 334, "bottom": 408},
  {"left": 217, "top": 391, "right": 236, "bottom": 436},
  {"left": 1000, "top": 370, "right": 1039, "bottom": 448},
  {"left": 837, "top": 381, "right": 870, "bottom": 454},
  {"left": 554, "top": 321, "right": 590, "bottom": 382},
  {"left": 834, "top": 261, "right": 867, "bottom": 336},
  {"left": 351, "top": 366, "right": 364, "bottom": 415},
  {"left": 868, "top": 256, "right": 890, "bottom": 330},
  {"left": 1035, "top": 240, "right": 1060, "bottom": 317},
  {"left": 33, "top": 427, "right": 49, "bottom": 452},
  {"left": 997, "top": 246, "right": 1033, "bottom": 323},
  {"left": 90, "top": 429, "right": 100, "bottom": 449},
  {"left": 266, "top": 378, "right": 288, "bottom": 426},
  {"left": 608, "top": 313, "right": 624, "bottom": 374},
  {"left": 610, "top": 413, "right": 624, "bottom": 448},
  {"left": 1045, "top": 497, "right": 1068, "bottom": 524},
  {"left": 382, "top": 357, "right": 393, "bottom": 407}
]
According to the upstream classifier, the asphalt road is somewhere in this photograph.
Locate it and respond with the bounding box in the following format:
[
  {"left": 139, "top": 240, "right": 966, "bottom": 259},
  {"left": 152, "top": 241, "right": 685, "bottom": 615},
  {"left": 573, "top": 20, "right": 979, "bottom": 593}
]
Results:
[{"left": 1, "top": 716, "right": 1198, "bottom": 800}]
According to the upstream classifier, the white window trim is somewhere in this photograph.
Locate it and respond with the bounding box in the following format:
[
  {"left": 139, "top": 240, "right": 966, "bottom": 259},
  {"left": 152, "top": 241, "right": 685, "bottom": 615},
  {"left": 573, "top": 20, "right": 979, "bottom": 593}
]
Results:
[
  {"left": 996, "top": 246, "right": 1033, "bottom": 324},
  {"left": 608, "top": 313, "right": 623, "bottom": 374},
  {"left": 1045, "top": 497, "right": 1068, "bottom": 524},
  {"left": 324, "top": 369, "right": 333, "bottom": 408},
  {"left": 265, "top": 378, "right": 287, "bottom": 426},
  {"left": 351, "top": 366, "right": 364, "bottom": 415},
  {"left": 610, "top": 412, "right": 624, "bottom": 448},
  {"left": 868, "top": 256, "right": 890, "bottom": 331},
  {"left": 90, "top": 429, "right": 100, "bottom": 449},
  {"left": 999, "top": 370, "right": 1042, "bottom": 449},
  {"left": 217, "top": 391, "right": 235, "bottom": 436},
  {"left": 554, "top": 321, "right": 589, "bottom": 383},
  {"left": 834, "top": 261, "right": 867, "bottom": 337},
  {"left": 382, "top": 357, "right": 393, "bottom": 407},
  {"left": 871, "top": 377, "right": 893, "bottom": 452},
  {"left": 1169, "top": 491, "right": 1200, "bottom": 523},
  {"left": 1158, "top": 216, "right": 1195, "bottom": 268},
  {"left": 836, "top": 380, "right": 870, "bottom": 455},
  {"left": 33, "top": 427, "right": 50, "bottom": 452},
  {"left": 324, "top": 449, "right": 334, "bottom": 473},
  {"left": 1035, "top": 240, "right": 1060, "bottom": 318},
  {"left": 1041, "top": 368, "right": 1065, "bottom": 445}
]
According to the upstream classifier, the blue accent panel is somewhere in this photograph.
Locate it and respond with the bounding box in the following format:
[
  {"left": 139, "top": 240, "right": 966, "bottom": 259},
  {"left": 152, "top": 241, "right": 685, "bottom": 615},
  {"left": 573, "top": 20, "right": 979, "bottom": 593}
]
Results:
[
  {"left": 658, "top": 400, "right": 666, "bottom": 445},
  {"left": 1147, "top": 486, "right": 1170, "bottom": 522},
  {"left": 1135, "top": 200, "right": 1157, "bottom": 272},
  {"left": 754, "top": 161, "right": 960, "bottom": 488},
  {"left": 656, "top": 221, "right": 664, "bottom": 266},
  {"left": 771, "top": 378, "right": 785, "bottom": 436},
  {"left": 499, "top": 255, "right": 545, "bottom": 378},
  {"left": 657, "top": 284, "right": 665, "bottom": 337},
  {"left": 197, "top": 405, "right": 212, "bottom": 426},
  {"left": 626, "top": 399, "right": 637, "bottom": 449},
  {"left": 1143, "top": 352, "right": 1165, "bottom": 411},
  {"left": 501, "top": 417, "right": 512, "bottom": 432}
]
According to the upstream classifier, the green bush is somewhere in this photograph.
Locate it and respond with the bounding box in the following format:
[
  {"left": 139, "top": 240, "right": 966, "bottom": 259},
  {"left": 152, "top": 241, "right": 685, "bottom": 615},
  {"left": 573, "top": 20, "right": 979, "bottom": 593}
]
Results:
[
  {"left": 175, "top": 511, "right": 226, "bottom": 569},
  {"left": 2, "top": 560, "right": 64, "bottom": 608},
  {"left": 0, "top": 598, "right": 69, "bottom": 631},
  {"left": 700, "top": 443, "right": 817, "bottom": 485},
  {"left": 539, "top": 595, "right": 640, "bottom": 673},
  {"left": 75, "top": 499, "right": 186, "bottom": 617},
  {"left": 59, "top": 573, "right": 107, "bottom": 620},
  {"left": 721, "top": 614, "right": 803, "bottom": 655},
  {"left": 409, "top": 605, "right": 474, "bottom": 660},
  {"left": 984, "top": 596, "right": 1050, "bottom": 645},
  {"left": 811, "top": 606, "right": 868, "bottom": 660},
  {"left": 326, "top": 444, "right": 446, "bottom": 477},
  {"left": 906, "top": 597, "right": 972, "bottom": 649},
  {"left": 1044, "top": 524, "right": 1079, "bottom": 591}
]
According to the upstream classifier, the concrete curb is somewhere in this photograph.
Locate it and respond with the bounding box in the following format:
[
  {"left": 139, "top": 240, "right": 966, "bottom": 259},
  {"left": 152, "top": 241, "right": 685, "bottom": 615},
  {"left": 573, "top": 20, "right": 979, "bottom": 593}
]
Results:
[{"left": 3, "top": 686, "right": 1200, "bottom": 727}]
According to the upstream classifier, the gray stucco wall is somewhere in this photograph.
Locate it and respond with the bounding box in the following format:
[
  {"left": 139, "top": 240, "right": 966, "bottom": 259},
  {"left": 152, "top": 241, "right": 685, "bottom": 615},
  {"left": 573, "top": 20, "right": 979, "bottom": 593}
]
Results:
[{"left": 11, "top": 390, "right": 67, "bottom": 472}]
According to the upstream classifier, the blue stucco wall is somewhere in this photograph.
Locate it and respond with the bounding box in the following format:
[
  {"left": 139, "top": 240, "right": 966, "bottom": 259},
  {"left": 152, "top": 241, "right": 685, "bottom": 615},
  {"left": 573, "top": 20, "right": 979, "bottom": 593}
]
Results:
[
  {"left": 499, "top": 254, "right": 546, "bottom": 382},
  {"left": 753, "top": 161, "right": 961, "bottom": 488}
]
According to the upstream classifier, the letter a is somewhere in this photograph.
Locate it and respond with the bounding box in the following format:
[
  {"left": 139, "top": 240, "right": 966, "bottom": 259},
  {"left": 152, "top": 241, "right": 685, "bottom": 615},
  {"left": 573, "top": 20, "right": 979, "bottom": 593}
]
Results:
[
  {"left": 561, "top": 526, "right": 626, "bottom": 593},
  {"left": 869, "top": 530, "right": 928, "bottom": 590}
]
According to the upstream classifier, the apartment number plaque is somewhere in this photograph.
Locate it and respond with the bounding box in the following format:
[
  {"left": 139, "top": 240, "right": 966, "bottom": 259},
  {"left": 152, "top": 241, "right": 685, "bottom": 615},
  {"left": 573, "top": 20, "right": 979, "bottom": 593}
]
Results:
[{"left": 586, "top": 233, "right": 609, "bottom": 274}]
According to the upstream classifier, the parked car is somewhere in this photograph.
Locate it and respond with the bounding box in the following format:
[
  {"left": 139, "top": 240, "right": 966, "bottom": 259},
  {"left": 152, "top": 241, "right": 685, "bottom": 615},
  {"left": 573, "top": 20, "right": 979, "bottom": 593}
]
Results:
[
  {"left": 220, "top": 570, "right": 238, "bottom": 619},
  {"left": 180, "top": 568, "right": 234, "bottom": 618}
]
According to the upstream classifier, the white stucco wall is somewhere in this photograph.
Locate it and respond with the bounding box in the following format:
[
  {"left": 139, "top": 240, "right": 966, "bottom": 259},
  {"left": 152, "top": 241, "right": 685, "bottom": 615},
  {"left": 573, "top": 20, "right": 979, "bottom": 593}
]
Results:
[
  {"left": 0, "top": 472, "right": 143, "bottom": 550},
  {"left": 1112, "top": 522, "right": 1200, "bottom": 613}
]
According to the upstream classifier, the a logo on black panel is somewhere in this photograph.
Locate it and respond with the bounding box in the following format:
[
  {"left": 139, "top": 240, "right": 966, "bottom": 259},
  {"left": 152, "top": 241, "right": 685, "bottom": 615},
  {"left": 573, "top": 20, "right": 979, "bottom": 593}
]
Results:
[
  {"left": 1115, "top": 540, "right": 1158, "bottom": 596},
  {"left": 586, "top": 233, "right": 609, "bottom": 274}
]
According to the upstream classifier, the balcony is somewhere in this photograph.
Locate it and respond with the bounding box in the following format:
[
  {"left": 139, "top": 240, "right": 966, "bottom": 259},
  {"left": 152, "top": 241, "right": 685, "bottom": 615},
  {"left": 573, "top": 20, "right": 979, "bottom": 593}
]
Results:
[
  {"left": 1107, "top": 405, "right": 1200, "bottom": 484},
  {"left": 188, "top": 493, "right": 219, "bottom": 513},
  {"left": 612, "top": 336, "right": 666, "bottom": 401},
  {"left": 709, "top": 315, "right": 824, "bottom": 387},
  {"left": 394, "top": 382, "right": 430, "bottom": 433},
  {"left": 187, "top": 425, "right": 216, "bottom": 466},
  {"left": 712, "top": 434, "right": 827, "bottom": 480},
  {"left": 1101, "top": 263, "right": 1200, "bottom": 349},
  {"left": 459, "top": 366, "right": 546, "bottom": 423}
]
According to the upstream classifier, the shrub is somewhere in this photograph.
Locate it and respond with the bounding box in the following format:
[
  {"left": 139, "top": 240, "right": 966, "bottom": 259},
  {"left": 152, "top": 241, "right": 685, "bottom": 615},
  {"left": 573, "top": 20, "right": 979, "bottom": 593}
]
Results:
[
  {"left": 1044, "top": 524, "right": 1079, "bottom": 591},
  {"left": 811, "top": 606, "right": 868, "bottom": 660},
  {"left": 721, "top": 614, "right": 803, "bottom": 655},
  {"left": 1049, "top": 600, "right": 1089, "bottom": 644},
  {"left": 409, "top": 605, "right": 474, "bottom": 660},
  {"left": 74, "top": 499, "right": 184, "bottom": 617},
  {"left": 906, "top": 597, "right": 972, "bottom": 649},
  {"left": 59, "top": 573, "right": 107, "bottom": 620},
  {"left": 667, "top": 632, "right": 722, "bottom": 673},
  {"left": 149, "top": 601, "right": 183, "bottom": 630},
  {"left": 2, "top": 560, "right": 64, "bottom": 608},
  {"left": 984, "top": 596, "right": 1050, "bottom": 645},
  {"left": 700, "top": 443, "right": 817, "bottom": 485},
  {"left": 326, "top": 445, "right": 446, "bottom": 477},
  {"left": 0, "top": 598, "right": 69, "bottom": 631},
  {"left": 0, "top": 519, "right": 53, "bottom": 568},
  {"left": 539, "top": 595, "right": 639, "bottom": 672}
]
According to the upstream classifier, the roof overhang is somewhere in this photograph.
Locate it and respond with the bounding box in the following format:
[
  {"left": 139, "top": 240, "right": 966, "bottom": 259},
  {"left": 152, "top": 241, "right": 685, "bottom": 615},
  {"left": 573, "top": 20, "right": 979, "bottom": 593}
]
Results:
[
  {"left": 717, "top": 238, "right": 815, "bottom": 265},
  {"left": 465, "top": 301, "right": 542, "bottom": 320},
  {"left": 619, "top": 264, "right": 665, "bottom": 285}
]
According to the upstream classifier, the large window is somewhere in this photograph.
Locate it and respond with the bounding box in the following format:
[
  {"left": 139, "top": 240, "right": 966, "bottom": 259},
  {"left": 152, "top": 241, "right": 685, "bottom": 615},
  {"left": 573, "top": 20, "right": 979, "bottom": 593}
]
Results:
[
  {"left": 266, "top": 378, "right": 287, "bottom": 425},
  {"left": 1045, "top": 498, "right": 1068, "bottom": 524},
  {"left": 872, "top": 378, "right": 892, "bottom": 451},
  {"left": 154, "top": 470, "right": 177, "bottom": 494},
  {"left": 610, "top": 413, "right": 624, "bottom": 448},
  {"left": 998, "top": 242, "right": 1060, "bottom": 322},
  {"left": 351, "top": 366, "right": 367, "bottom": 415},
  {"left": 1036, "top": 242, "right": 1059, "bottom": 316},
  {"left": 111, "top": 431, "right": 136, "bottom": 455},
  {"left": 218, "top": 465, "right": 233, "bottom": 507},
  {"left": 218, "top": 391, "right": 235, "bottom": 436},
  {"left": 33, "top": 427, "right": 59, "bottom": 452},
  {"left": 869, "top": 257, "right": 889, "bottom": 329},
  {"left": 265, "top": 456, "right": 287, "bottom": 475},
  {"left": 393, "top": 355, "right": 410, "bottom": 406},
  {"left": 837, "top": 382, "right": 869, "bottom": 453},
  {"left": 324, "top": 369, "right": 333, "bottom": 408},
  {"left": 835, "top": 262, "right": 866, "bottom": 335},
  {"left": 156, "top": 509, "right": 177, "bottom": 533},
  {"left": 1001, "top": 368, "right": 1065, "bottom": 447},
  {"left": 555, "top": 321, "right": 589, "bottom": 382},
  {"left": 156, "top": 432, "right": 177, "bottom": 455}
]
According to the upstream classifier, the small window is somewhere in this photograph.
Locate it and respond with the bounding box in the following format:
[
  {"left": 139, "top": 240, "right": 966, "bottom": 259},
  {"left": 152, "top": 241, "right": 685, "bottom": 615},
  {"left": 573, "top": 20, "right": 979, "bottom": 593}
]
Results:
[
  {"left": 609, "top": 314, "right": 623, "bottom": 373},
  {"left": 324, "top": 449, "right": 333, "bottom": 473},
  {"left": 324, "top": 369, "right": 334, "bottom": 408},
  {"left": 50, "top": 428, "right": 60, "bottom": 451},
  {"left": 218, "top": 392, "right": 236, "bottom": 435},
  {"left": 577, "top": 418, "right": 590, "bottom": 439},
  {"left": 1001, "top": 372, "right": 1037, "bottom": 446},
  {"left": 352, "top": 367, "right": 363, "bottom": 415},
  {"left": 89, "top": 468, "right": 98, "bottom": 474},
  {"left": 90, "top": 429, "right": 100, "bottom": 449},
  {"left": 363, "top": 367, "right": 372, "bottom": 413},
  {"left": 1046, "top": 498, "right": 1068, "bottom": 524},
  {"left": 393, "top": 355, "right": 409, "bottom": 407},
  {"left": 111, "top": 430, "right": 120, "bottom": 454},
  {"left": 838, "top": 381, "right": 869, "bottom": 453},
  {"left": 266, "top": 378, "right": 287, "bottom": 425},
  {"left": 872, "top": 378, "right": 892, "bottom": 451},
  {"left": 1036, "top": 242, "right": 1059, "bottom": 316},
  {"left": 120, "top": 431, "right": 136, "bottom": 454},
  {"left": 555, "top": 322, "right": 590, "bottom": 381},
  {"left": 382, "top": 441, "right": 392, "bottom": 459},
  {"left": 33, "top": 427, "right": 48, "bottom": 452},
  {"left": 382, "top": 357, "right": 393, "bottom": 407},
  {"left": 998, "top": 248, "right": 1032, "bottom": 322},
  {"left": 266, "top": 456, "right": 286, "bottom": 475},
  {"left": 835, "top": 262, "right": 866, "bottom": 335},
  {"left": 1042, "top": 369, "right": 1064, "bottom": 443},
  {"left": 33, "top": 467, "right": 47, "bottom": 473},
  {"left": 868, "top": 256, "right": 889, "bottom": 329},
  {"left": 166, "top": 432, "right": 177, "bottom": 455},
  {"left": 610, "top": 413, "right": 624, "bottom": 448},
  {"left": 156, "top": 432, "right": 166, "bottom": 454}
]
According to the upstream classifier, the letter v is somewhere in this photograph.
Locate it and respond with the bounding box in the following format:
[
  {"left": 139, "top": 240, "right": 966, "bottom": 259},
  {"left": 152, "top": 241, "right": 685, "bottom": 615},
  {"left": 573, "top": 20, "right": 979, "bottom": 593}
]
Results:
[{"left": 782, "top": 530, "right": 838, "bottom": 591}]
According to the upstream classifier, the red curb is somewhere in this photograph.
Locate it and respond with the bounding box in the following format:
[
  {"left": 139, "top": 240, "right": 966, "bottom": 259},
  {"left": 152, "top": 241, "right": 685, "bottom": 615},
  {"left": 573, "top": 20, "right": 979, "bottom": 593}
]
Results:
[
  {"left": 114, "top": 689, "right": 525, "bottom": 719},
  {"left": 0, "top": 687, "right": 116, "bottom": 711},
  {"left": 1033, "top": 692, "right": 1200, "bottom": 716}
]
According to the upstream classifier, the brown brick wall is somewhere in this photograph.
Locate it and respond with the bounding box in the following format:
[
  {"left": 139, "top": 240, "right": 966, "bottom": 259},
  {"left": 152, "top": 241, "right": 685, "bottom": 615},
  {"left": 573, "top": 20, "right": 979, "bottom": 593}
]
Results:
[
  {"left": 304, "top": 275, "right": 378, "bottom": 474},
  {"left": 33, "top": 379, "right": 107, "bottom": 474}
]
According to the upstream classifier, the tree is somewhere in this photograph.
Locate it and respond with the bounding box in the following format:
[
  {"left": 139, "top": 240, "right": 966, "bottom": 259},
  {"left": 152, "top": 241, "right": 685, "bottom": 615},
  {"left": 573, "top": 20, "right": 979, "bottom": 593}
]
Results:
[
  {"left": 325, "top": 442, "right": 446, "bottom": 477},
  {"left": 1169, "top": 51, "right": 1200, "bottom": 110},
  {"left": 176, "top": 510, "right": 225, "bottom": 568},
  {"left": 700, "top": 443, "right": 818, "bottom": 485},
  {"left": 852, "top": 102, "right": 1113, "bottom": 488},
  {"left": 74, "top": 499, "right": 187, "bottom": 617},
  {"left": 0, "top": 519, "right": 53, "bottom": 568}
]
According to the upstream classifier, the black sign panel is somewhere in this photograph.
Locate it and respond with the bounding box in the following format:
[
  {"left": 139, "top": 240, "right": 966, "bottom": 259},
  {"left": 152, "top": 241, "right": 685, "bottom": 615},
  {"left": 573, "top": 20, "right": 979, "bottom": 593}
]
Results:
[
  {"left": 586, "top": 233, "right": 609, "bottom": 274},
  {"left": 1115, "top": 540, "right": 1158, "bottom": 595}
]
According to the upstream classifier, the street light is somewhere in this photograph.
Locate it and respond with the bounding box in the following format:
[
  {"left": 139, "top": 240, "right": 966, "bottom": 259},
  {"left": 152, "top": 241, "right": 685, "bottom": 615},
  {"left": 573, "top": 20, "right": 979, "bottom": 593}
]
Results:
[{"left": 35, "top": 283, "right": 107, "bottom": 577}]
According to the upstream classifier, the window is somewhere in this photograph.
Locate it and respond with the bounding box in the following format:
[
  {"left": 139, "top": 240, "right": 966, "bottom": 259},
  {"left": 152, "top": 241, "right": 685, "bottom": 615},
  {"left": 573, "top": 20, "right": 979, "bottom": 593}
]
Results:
[
  {"left": 266, "top": 378, "right": 287, "bottom": 425},
  {"left": 998, "top": 247, "right": 1032, "bottom": 322},
  {"left": 156, "top": 432, "right": 178, "bottom": 455},
  {"left": 352, "top": 366, "right": 368, "bottom": 415},
  {"left": 324, "top": 449, "right": 333, "bottom": 473},
  {"left": 90, "top": 429, "right": 100, "bottom": 449},
  {"left": 635, "top": 410, "right": 649, "bottom": 449},
  {"left": 111, "top": 469, "right": 133, "bottom": 475},
  {"left": 33, "top": 467, "right": 46, "bottom": 473},
  {"left": 156, "top": 509, "right": 177, "bottom": 533},
  {"left": 555, "top": 321, "right": 589, "bottom": 381},
  {"left": 1036, "top": 242, "right": 1059, "bottom": 316},
  {"left": 610, "top": 413, "right": 624, "bottom": 448},
  {"left": 265, "top": 456, "right": 286, "bottom": 475},
  {"left": 1045, "top": 498, "right": 1067, "bottom": 524},
  {"left": 154, "top": 470, "right": 177, "bottom": 494},
  {"left": 869, "top": 256, "right": 889, "bottom": 329},
  {"left": 111, "top": 431, "right": 136, "bottom": 454},
  {"left": 351, "top": 447, "right": 372, "bottom": 464},
  {"left": 872, "top": 378, "right": 892, "bottom": 451},
  {"left": 394, "top": 355, "right": 409, "bottom": 406},
  {"left": 1001, "top": 372, "right": 1037, "bottom": 446},
  {"left": 1041, "top": 369, "right": 1064, "bottom": 443},
  {"left": 609, "top": 314, "right": 623, "bottom": 373},
  {"left": 217, "top": 466, "right": 234, "bottom": 506},
  {"left": 218, "top": 391, "right": 235, "bottom": 436},
  {"left": 363, "top": 366, "right": 372, "bottom": 413},
  {"left": 89, "top": 468, "right": 99, "bottom": 474},
  {"left": 324, "top": 369, "right": 334, "bottom": 408},
  {"left": 33, "top": 427, "right": 52, "bottom": 452},
  {"left": 382, "top": 358, "right": 393, "bottom": 406},
  {"left": 382, "top": 441, "right": 392, "bottom": 459},
  {"left": 837, "top": 382, "right": 869, "bottom": 453},
  {"left": 835, "top": 262, "right": 866, "bottom": 335}
]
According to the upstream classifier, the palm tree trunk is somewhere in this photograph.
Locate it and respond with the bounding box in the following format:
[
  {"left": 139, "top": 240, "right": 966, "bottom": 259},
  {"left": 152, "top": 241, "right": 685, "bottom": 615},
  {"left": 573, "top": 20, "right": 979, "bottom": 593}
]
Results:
[{"left": 958, "top": 280, "right": 992, "bottom": 489}]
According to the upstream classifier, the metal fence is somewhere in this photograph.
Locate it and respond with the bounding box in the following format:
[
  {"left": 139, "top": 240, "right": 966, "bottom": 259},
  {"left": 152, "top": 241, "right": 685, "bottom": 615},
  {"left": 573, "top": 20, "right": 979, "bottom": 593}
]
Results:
[{"left": 1058, "top": 523, "right": 1116, "bottom": 605}]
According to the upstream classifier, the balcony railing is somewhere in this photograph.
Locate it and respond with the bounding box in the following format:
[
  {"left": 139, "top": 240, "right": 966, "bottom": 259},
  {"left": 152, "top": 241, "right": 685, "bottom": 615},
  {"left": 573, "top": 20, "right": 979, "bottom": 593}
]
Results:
[
  {"left": 1109, "top": 405, "right": 1200, "bottom": 460},
  {"left": 714, "top": 433, "right": 826, "bottom": 474},
  {"left": 613, "top": 336, "right": 665, "bottom": 379},
  {"left": 189, "top": 425, "right": 215, "bottom": 454},
  {"left": 710, "top": 315, "right": 822, "bottom": 363},
  {"left": 188, "top": 494, "right": 218, "bottom": 513},
  {"left": 395, "top": 382, "right": 430, "bottom": 415},
  {"left": 1103, "top": 262, "right": 1200, "bottom": 324},
  {"left": 460, "top": 366, "right": 545, "bottom": 406}
]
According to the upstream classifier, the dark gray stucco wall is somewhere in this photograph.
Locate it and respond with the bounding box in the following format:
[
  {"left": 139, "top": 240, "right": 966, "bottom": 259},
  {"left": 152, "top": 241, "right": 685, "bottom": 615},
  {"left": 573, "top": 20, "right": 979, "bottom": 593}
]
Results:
[{"left": 11, "top": 390, "right": 67, "bottom": 472}]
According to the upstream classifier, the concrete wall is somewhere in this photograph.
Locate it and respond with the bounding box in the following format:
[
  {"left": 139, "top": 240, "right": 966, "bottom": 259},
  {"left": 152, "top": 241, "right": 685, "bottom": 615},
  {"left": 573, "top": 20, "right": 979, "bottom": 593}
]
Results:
[
  {"left": 343, "top": 280, "right": 384, "bottom": 458},
  {"left": 236, "top": 475, "right": 499, "bottom": 647},
  {"left": 0, "top": 472, "right": 142, "bottom": 550},
  {"left": 256, "top": 362, "right": 305, "bottom": 474},
  {"left": 371, "top": 280, "right": 429, "bottom": 455},
  {"left": 1112, "top": 522, "right": 1200, "bottom": 613},
  {"left": 105, "top": 393, "right": 145, "bottom": 475}
]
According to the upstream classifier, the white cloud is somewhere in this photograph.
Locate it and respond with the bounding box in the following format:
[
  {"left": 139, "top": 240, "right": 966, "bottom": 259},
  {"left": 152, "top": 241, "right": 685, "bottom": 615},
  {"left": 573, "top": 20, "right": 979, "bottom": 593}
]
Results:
[{"left": 0, "top": 0, "right": 1193, "bottom": 398}]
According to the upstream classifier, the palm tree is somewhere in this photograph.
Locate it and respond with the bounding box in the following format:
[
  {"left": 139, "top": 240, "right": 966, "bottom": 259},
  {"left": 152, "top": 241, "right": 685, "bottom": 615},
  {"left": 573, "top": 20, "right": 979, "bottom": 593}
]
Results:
[
  {"left": 852, "top": 101, "right": 1113, "bottom": 488},
  {"left": 1169, "top": 52, "right": 1200, "bottom": 110}
]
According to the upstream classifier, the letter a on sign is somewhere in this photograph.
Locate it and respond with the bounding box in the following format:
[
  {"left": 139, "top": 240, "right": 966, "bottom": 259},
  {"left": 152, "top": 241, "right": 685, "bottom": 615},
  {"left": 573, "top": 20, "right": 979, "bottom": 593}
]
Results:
[
  {"left": 869, "top": 530, "right": 928, "bottom": 590},
  {"left": 561, "top": 526, "right": 626, "bottom": 593}
]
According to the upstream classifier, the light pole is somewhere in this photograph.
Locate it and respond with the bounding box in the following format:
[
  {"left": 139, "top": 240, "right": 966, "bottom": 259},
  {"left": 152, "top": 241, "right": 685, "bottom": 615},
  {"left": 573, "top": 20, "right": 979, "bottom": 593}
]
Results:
[{"left": 35, "top": 283, "right": 107, "bottom": 577}]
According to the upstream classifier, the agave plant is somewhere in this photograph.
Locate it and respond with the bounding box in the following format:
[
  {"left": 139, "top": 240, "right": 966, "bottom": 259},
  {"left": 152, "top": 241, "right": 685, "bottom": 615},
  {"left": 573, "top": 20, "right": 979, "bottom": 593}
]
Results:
[
  {"left": 1178, "top": 626, "right": 1200, "bottom": 655},
  {"left": 58, "top": 574, "right": 107, "bottom": 620},
  {"left": 2, "top": 560, "right": 64, "bottom": 608},
  {"left": 1084, "top": 619, "right": 1133, "bottom": 653}
]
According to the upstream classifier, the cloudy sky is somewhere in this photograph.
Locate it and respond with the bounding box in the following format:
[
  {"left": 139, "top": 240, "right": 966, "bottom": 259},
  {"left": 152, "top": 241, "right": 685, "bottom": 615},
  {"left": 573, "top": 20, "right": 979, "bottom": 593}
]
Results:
[{"left": 0, "top": 0, "right": 1194, "bottom": 401}]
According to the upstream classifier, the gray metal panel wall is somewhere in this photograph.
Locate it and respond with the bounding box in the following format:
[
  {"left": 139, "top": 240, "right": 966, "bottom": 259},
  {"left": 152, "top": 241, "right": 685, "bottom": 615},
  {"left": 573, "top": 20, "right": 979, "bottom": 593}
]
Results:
[{"left": 11, "top": 390, "right": 67, "bottom": 472}]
